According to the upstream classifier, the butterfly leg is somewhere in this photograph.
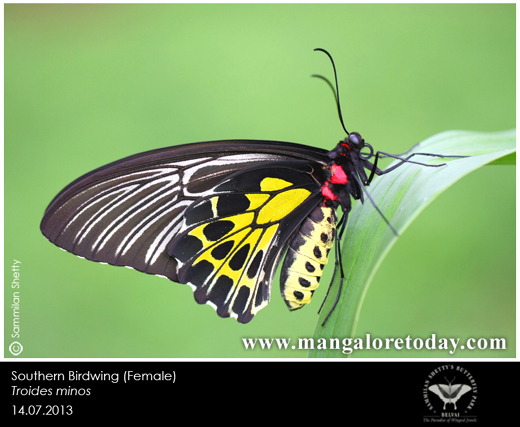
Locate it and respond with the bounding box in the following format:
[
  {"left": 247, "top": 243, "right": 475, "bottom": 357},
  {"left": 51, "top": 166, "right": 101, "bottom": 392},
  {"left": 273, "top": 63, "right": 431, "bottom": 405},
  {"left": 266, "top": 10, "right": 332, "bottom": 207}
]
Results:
[
  {"left": 379, "top": 152, "right": 466, "bottom": 160},
  {"left": 377, "top": 152, "right": 467, "bottom": 176},
  {"left": 367, "top": 151, "right": 466, "bottom": 185}
]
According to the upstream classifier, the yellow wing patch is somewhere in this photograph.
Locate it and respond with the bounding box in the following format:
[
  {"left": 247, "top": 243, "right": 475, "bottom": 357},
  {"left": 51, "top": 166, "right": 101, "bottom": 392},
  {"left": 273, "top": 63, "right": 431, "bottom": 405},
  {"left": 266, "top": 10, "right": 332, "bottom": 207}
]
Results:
[
  {"left": 257, "top": 188, "right": 311, "bottom": 224},
  {"left": 245, "top": 193, "right": 270, "bottom": 210},
  {"left": 260, "top": 177, "right": 292, "bottom": 192}
]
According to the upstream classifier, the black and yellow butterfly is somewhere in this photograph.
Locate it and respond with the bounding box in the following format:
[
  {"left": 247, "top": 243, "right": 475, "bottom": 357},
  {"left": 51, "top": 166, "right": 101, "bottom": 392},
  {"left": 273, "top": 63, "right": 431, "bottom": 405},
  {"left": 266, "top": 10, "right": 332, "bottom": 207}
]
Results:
[{"left": 40, "top": 49, "right": 455, "bottom": 324}]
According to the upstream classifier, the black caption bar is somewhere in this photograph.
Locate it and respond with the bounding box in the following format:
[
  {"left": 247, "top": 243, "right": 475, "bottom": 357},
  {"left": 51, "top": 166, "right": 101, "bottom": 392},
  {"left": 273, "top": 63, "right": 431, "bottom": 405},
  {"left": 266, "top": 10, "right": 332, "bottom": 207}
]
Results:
[{"left": 3, "top": 361, "right": 517, "bottom": 423}]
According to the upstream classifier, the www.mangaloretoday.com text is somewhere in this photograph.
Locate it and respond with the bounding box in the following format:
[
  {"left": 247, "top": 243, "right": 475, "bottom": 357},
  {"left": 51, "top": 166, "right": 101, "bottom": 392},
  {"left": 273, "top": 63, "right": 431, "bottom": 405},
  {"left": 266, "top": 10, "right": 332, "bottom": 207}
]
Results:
[{"left": 242, "top": 334, "right": 506, "bottom": 355}]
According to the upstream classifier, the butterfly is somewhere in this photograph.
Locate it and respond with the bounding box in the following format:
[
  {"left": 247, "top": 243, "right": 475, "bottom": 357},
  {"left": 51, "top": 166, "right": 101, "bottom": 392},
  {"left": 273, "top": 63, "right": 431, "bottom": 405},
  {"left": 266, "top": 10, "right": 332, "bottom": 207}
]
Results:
[
  {"left": 40, "top": 49, "right": 461, "bottom": 325},
  {"left": 429, "top": 378, "right": 472, "bottom": 410}
]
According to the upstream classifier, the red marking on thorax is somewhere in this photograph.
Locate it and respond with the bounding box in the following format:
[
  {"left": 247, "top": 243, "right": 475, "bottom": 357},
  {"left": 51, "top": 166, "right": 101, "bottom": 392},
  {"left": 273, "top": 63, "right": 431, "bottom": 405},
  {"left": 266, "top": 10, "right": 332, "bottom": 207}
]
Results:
[
  {"left": 321, "top": 182, "right": 338, "bottom": 201},
  {"left": 321, "top": 186, "right": 337, "bottom": 200},
  {"left": 330, "top": 164, "right": 348, "bottom": 184}
]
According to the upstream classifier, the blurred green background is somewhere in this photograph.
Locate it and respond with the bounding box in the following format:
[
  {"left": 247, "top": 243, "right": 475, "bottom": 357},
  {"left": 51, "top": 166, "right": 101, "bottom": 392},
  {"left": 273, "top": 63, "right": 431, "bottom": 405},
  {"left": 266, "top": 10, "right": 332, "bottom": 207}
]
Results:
[{"left": 4, "top": 4, "right": 515, "bottom": 358}]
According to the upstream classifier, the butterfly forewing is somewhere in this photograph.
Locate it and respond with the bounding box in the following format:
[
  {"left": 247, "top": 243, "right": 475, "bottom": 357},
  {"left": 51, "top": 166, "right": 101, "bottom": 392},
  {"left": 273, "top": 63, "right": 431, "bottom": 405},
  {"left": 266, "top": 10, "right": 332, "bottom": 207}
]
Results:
[{"left": 40, "top": 140, "right": 328, "bottom": 295}]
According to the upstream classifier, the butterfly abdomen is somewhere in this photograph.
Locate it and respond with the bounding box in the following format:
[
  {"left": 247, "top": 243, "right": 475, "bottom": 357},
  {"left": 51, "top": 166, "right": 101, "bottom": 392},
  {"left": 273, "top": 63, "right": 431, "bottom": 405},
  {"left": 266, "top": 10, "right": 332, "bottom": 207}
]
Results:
[{"left": 280, "top": 205, "right": 336, "bottom": 310}]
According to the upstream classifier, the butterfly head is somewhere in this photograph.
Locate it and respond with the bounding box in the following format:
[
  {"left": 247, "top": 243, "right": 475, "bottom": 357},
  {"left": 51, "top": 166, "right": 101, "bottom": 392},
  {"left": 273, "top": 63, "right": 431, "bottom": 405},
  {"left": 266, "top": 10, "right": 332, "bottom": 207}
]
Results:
[
  {"left": 345, "top": 132, "right": 364, "bottom": 150},
  {"left": 328, "top": 132, "right": 374, "bottom": 162},
  {"left": 343, "top": 133, "right": 374, "bottom": 159}
]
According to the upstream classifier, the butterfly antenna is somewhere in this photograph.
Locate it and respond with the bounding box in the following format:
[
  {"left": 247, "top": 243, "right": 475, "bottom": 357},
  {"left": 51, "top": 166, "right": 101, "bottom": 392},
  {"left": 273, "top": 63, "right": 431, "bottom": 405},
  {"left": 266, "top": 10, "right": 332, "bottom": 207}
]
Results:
[
  {"left": 313, "top": 48, "right": 350, "bottom": 136},
  {"left": 352, "top": 173, "right": 399, "bottom": 236}
]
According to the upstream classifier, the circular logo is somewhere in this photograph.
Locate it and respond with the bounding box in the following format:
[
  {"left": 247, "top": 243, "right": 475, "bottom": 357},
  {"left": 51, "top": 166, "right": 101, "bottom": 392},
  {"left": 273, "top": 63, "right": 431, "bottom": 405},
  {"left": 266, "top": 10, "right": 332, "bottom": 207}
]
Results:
[
  {"left": 9, "top": 341, "right": 23, "bottom": 356},
  {"left": 423, "top": 365, "right": 477, "bottom": 421}
]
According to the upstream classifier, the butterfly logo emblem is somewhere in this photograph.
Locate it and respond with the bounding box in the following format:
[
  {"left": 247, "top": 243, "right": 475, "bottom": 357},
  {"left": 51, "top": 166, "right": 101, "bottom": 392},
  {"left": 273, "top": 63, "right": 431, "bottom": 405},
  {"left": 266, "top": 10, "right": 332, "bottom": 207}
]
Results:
[{"left": 428, "top": 377, "right": 472, "bottom": 410}]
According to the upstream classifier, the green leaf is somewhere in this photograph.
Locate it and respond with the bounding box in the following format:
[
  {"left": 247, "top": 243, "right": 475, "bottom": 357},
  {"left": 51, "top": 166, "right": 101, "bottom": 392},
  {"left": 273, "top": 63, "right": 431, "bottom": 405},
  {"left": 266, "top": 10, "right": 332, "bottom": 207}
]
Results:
[
  {"left": 309, "top": 129, "right": 516, "bottom": 358},
  {"left": 488, "top": 152, "right": 516, "bottom": 165}
]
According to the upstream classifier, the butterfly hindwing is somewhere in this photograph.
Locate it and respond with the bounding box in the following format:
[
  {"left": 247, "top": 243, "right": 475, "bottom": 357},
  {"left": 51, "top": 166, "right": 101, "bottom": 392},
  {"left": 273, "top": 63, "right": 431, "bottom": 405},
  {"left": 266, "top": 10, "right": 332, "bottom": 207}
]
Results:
[{"left": 168, "top": 161, "right": 324, "bottom": 323}]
